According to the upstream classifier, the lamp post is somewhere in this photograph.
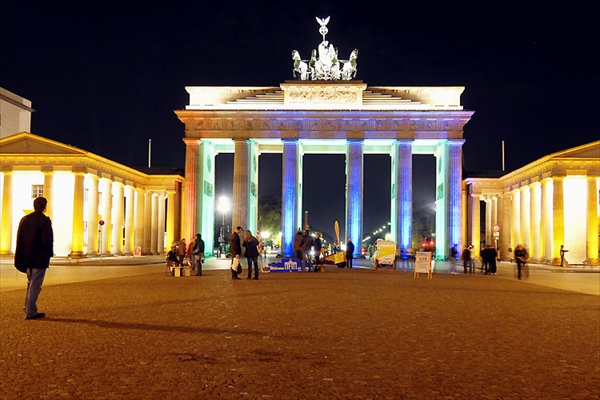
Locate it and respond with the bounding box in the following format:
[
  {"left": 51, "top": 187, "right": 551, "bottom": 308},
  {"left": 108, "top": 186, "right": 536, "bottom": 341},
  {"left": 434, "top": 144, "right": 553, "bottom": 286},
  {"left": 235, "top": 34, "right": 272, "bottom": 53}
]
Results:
[{"left": 216, "top": 196, "right": 231, "bottom": 257}]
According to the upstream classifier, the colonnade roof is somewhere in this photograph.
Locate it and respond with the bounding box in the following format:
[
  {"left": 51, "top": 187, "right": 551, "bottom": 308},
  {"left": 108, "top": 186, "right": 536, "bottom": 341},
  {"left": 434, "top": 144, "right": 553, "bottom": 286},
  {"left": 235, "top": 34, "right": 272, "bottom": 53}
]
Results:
[
  {"left": 0, "top": 132, "right": 183, "bottom": 190},
  {"left": 465, "top": 140, "right": 600, "bottom": 193}
]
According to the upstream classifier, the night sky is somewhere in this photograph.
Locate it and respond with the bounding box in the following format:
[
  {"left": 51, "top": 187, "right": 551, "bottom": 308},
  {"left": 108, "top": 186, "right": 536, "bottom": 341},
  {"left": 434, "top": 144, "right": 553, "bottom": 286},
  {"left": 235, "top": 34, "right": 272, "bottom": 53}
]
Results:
[{"left": 2, "top": 2, "right": 598, "bottom": 241}]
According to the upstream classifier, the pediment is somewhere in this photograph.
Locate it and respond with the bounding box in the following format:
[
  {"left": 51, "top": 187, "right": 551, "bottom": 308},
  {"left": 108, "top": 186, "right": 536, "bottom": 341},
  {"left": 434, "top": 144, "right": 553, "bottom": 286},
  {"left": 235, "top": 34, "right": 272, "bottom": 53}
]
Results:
[
  {"left": 0, "top": 132, "right": 85, "bottom": 155},
  {"left": 550, "top": 141, "right": 600, "bottom": 160}
]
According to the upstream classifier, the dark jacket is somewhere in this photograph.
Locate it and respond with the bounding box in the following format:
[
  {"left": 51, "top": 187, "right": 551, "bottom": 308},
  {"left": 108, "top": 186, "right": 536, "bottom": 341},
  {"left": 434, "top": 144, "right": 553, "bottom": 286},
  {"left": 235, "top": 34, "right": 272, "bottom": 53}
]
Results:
[
  {"left": 230, "top": 232, "right": 242, "bottom": 256},
  {"left": 193, "top": 236, "right": 205, "bottom": 255},
  {"left": 243, "top": 237, "right": 260, "bottom": 258},
  {"left": 346, "top": 240, "right": 355, "bottom": 257},
  {"left": 14, "top": 210, "right": 54, "bottom": 272}
]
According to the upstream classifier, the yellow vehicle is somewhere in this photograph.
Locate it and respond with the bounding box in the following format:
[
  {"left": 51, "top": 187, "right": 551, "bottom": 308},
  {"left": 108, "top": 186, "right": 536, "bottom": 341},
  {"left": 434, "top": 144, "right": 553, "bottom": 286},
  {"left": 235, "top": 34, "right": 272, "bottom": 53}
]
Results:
[{"left": 372, "top": 239, "right": 397, "bottom": 270}]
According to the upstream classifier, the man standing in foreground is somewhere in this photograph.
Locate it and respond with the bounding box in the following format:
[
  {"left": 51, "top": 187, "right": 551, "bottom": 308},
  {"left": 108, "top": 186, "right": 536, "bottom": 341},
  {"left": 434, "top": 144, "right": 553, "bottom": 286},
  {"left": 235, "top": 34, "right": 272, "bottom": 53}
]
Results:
[
  {"left": 345, "top": 237, "right": 355, "bottom": 268},
  {"left": 14, "top": 197, "right": 54, "bottom": 320}
]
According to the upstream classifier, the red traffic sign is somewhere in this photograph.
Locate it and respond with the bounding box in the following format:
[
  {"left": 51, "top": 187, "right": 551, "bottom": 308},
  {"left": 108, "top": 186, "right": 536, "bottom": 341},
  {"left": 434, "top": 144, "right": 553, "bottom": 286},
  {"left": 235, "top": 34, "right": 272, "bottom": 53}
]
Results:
[
  {"left": 99, "top": 220, "right": 105, "bottom": 226},
  {"left": 493, "top": 224, "right": 500, "bottom": 232}
]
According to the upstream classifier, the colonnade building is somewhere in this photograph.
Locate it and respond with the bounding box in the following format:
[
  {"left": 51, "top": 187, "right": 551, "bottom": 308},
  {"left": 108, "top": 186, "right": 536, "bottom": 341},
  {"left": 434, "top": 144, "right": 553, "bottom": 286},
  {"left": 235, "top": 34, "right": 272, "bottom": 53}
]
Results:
[
  {"left": 0, "top": 132, "right": 183, "bottom": 258},
  {"left": 175, "top": 81, "right": 473, "bottom": 259},
  {"left": 465, "top": 141, "right": 599, "bottom": 265}
]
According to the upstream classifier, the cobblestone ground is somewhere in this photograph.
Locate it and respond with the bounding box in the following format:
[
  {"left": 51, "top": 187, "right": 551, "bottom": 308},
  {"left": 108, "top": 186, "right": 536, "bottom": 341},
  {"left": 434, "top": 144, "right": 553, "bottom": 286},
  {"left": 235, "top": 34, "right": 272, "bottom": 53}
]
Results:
[{"left": 1, "top": 267, "right": 598, "bottom": 399}]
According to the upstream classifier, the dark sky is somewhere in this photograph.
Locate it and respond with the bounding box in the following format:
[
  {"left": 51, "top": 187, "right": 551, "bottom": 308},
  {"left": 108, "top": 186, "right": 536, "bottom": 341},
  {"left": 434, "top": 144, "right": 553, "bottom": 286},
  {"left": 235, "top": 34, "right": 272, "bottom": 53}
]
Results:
[{"left": 2, "top": 2, "right": 598, "bottom": 241}]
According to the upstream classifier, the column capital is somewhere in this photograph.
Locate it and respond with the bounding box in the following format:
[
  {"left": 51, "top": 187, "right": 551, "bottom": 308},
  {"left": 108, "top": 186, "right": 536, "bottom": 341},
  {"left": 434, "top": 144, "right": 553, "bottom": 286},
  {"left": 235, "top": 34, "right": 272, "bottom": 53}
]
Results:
[{"left": 40, "top": 166, "right": 54, "bottom": 173}]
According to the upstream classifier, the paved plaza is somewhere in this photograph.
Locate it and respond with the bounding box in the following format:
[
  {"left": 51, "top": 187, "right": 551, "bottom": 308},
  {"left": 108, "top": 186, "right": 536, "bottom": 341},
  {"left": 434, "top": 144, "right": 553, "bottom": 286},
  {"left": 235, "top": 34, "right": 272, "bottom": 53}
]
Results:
[{"left": 1, "top": 256, "right": 598, "bottom": 399}]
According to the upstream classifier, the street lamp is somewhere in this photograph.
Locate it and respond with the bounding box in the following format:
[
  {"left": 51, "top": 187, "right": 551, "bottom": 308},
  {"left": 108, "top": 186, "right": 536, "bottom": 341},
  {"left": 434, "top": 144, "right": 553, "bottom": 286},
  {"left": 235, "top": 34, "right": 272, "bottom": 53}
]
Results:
[{"left": 216, "top": 196, "right": 231, "bottom": 255}]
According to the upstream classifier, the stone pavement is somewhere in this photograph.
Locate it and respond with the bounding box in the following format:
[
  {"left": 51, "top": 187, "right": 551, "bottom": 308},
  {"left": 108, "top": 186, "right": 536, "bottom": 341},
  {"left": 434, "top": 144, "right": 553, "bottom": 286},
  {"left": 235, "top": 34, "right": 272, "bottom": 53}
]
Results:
[{"left": 1, "top": 256, "right": 598, "bottom": 399}]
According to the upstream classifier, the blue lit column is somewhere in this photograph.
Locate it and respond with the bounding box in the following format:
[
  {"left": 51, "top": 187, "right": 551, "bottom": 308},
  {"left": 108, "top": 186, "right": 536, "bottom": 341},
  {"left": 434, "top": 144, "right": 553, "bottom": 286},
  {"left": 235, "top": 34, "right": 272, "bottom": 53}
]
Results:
[
  {"left": 346, "top": 140, "right": 363, "bottom": 257},
  {"left": 232, "top": 139, "right": 250, "bottom": 232},
  {"left": 391, "top": 140, "right": 412, "bottom": 253},
  {"left": 281, "top": 139, "right": 300, "bottom": 257},
  {"left": 446, "top": 140, "right": 464, "bottom": 259}
]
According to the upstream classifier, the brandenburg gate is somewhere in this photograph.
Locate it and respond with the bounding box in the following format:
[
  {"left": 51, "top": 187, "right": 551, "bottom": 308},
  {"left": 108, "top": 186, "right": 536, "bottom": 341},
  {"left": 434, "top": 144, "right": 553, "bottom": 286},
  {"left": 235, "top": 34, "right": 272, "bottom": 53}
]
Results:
[{"left": 174, "top": 17, "right": 473, "bottom": 259}]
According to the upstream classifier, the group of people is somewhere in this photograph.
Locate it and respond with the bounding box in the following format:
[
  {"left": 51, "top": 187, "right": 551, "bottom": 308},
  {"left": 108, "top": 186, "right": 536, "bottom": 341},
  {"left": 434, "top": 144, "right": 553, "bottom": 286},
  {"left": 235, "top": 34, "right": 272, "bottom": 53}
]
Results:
[
  {"left": 450, "top": 243, "right": 528, "bottom": 278},
  {"left": 229, "top": 226, "right": 263, "bottom": 280},
  {"left": 166, "top": 234, "right": 205, "bottom": 276},
  {"left": 290, "top": 227, "right": 355, "bottom": 271}
]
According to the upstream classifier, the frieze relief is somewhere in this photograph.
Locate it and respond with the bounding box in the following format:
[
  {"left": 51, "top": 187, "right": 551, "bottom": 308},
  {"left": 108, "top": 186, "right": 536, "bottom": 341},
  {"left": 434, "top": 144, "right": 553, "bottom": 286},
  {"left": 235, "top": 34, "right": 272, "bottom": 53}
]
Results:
[
  {"left": 287, "top": 90, "right": 358, "bottom": 104},
  {"left": 186, "top": 116, "right": 463, "bottom": 133}
]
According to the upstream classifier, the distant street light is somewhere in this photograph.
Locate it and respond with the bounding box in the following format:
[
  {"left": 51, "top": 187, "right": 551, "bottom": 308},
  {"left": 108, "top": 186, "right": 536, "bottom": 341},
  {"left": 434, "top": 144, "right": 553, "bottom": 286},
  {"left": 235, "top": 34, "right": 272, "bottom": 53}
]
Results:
[{"left": 216, "top": 196, "right": 231, "bottom": 244}]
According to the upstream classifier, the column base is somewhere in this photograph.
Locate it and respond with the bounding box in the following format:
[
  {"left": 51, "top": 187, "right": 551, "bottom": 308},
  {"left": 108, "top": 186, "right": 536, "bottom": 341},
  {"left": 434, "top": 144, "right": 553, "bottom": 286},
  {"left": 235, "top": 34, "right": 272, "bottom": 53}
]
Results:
[{"left": 68, "top": 251, "right": 86, "bottom": 259}]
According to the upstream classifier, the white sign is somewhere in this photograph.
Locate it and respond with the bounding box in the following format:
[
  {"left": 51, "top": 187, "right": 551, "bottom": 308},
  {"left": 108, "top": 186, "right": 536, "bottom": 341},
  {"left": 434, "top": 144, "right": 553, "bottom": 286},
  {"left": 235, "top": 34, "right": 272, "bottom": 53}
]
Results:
[{"left": 414, "top": 252, "right": 432, "bottom": 273}]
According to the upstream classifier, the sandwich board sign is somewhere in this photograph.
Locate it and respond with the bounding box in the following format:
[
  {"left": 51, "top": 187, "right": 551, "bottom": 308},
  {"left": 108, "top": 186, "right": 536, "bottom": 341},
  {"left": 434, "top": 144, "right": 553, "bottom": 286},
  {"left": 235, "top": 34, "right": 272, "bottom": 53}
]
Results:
[{"left": 413, "top": 251, "right": 433, "bottom": 279}]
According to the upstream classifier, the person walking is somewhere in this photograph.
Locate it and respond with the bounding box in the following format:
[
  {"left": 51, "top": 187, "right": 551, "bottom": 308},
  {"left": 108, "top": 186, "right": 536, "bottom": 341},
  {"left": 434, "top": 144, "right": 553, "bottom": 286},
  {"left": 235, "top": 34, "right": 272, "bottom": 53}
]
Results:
[
  {"left": 293, "top": 228, "right": 304, "bottom": 260},
  {"left": 314, "top": 232, "right": 323, "bottom": 270},
  {"left": 488, "top": 245, "right": 498, "bottom": 275},
  {"left": 450, "top": 244, "right": 458, "bottom": 274},
  {"left": 301, "top": 228, "right": 314, "bottom": 271},
  {"left": 193, "top": 233, "right": 205, "bottom": 276},
  {"left": 514, "top": 244, "right": 529, "bottom": 280},
  {"left": 14, "top": 197, "right": 54, "bottom": 320},
  {"left": 229, "top": 226, "right": 243, "bottom": 280},
  {"left": 243, "top": 230, "right": 260, "bottom": 279},
  {"left": 345, "top": 237, "right": 355, "bottom": 268}
]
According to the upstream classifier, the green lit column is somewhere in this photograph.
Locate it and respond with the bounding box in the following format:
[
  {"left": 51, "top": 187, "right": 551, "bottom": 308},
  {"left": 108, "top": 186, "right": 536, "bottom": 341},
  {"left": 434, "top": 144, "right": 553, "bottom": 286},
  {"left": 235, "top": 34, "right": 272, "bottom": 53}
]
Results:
[{"left": 196, "top": 140, "right": 216, "bottom": 252}]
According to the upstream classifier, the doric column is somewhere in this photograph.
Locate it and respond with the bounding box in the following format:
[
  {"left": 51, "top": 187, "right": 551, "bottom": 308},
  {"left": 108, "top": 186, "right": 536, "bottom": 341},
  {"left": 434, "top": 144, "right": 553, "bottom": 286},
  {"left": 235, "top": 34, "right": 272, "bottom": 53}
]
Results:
[
  {"left": 446, "top": 141, "right": 464, "bottom": 256},
  {"left": 142, "top": 191, "right": 152, "bottom": 255},
  {"left": 232, "top": 139, "right": 250, "bottom": 231},
  {"left": 500, "top": 194, "right": 511, "bottom": 260},
  {"left": 510, "top": 188, "right": 521, "bottom": 248},
  {"left": 99, "top": 178, "right": 113, "bottom": 256},
  {"left": 111, "top": 181, "right": 124, "bottom": 255},
  {"left": 485, "top": 197, "right": 492, "bottom": 246},
  {"left": 86, "top": 174, "right": 100, "bottom": 256},
  {"left": 182, "top": 139, "right": 199, "bottom": 242},
  {"left": 157, "top": 193, "right": 166, "bottom": 254},
  {"left": 530, "top": 182, "right": 542, "bottom": 262},
  {"left": 520, "top": 185, "right": 531, "bottom": 251},
  {"left": 41, "top": 166, "right": 53, "bottom": 220},
  {"left": 124, "top": 185, "right": 134, "bottom": 255},
  {"left": 346, "top": 140, "right": 363, "bottom": 257},
  {"left": 552, "top": 176, "right": 565, "bottom": 263},
  {"left": 69, "top": 168, "right": 86, "bottom": 258},
  {"left": 281, "top": 139, "right": 300, "bottom": 257},
  {"left": 150, "top": 192, "right": 158, "bottom": 254},
  {"left": 587, "top": 177, "right": 599, "bottom": 263},
  {"left": 391, "top": 140, "right": 412, "bottom": 252},
  {"left": 0, "top": 169, "right": 13, "bottom": 255},
  {"left": 195, "top": 140, "right": 217, "bottom": 251},
  {"left": 541, "top": 178, "right": 553, "bottom": 261},
  {"left": 134, "top": 188, "right": 144, "bottom": 253},
  {"left": 470, "top": 194, "right": 481, "bottom": 258},
  {"left": 166, "top": 190, "right": 176, "bottom": 248}
]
